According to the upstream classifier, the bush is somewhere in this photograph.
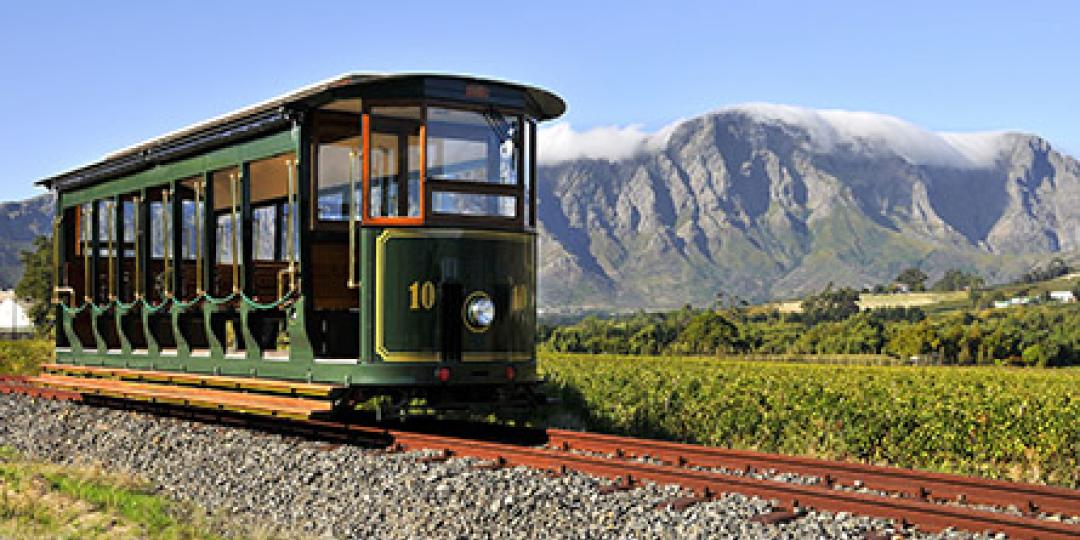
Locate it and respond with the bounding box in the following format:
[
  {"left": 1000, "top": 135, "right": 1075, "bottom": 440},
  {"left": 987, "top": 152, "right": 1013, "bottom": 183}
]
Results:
[{"left": 0, "top": 339, "right": 53, "bottom": 375}]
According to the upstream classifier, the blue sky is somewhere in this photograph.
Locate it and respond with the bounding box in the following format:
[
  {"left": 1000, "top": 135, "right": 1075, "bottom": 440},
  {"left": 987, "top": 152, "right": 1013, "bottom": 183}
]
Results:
[{"left": 2, "top": 0, "right": 1077, "bottom": 201}]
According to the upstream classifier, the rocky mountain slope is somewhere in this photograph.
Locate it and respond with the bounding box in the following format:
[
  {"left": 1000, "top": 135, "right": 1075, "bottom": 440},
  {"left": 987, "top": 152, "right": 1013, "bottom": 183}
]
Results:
[
  {"left": 536, "top": 105, "right": 1080, "bottom": 309},
  {"left": 0, "top": 193, "right": 53, "bottom": 289}
]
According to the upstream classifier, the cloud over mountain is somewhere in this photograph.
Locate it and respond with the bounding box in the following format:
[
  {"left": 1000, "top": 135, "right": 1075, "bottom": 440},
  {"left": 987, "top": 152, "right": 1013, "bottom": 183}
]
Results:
[{"left": 540, "top": 104, "right": 1015, "bottom": 169}]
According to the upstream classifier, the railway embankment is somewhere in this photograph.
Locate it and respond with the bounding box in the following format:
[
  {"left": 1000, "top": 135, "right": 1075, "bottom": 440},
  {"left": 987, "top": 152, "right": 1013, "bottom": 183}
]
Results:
[{"left": 2, "top": 392, "right": 988, "bottom": 540}]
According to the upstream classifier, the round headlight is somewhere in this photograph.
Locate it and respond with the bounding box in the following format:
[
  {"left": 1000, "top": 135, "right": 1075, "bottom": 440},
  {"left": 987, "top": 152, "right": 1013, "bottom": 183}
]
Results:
[{"left": 465, "top": 294, "right": 495, "bottom": 331}]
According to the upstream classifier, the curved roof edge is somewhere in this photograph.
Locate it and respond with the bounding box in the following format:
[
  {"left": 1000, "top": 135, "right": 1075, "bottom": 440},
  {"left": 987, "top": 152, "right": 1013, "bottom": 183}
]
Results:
[{"left": 38, "top": 73, "right": 566, "bottom": 191}]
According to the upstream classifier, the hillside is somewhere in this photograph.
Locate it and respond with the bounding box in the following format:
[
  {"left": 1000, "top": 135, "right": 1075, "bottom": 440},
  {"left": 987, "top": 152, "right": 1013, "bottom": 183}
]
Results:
[
  {"left": 536, "top": 105, "right": 1080, "bottom": 308},
  {"left": 0, "top": 194, "right": 53, "bottom": 289}
]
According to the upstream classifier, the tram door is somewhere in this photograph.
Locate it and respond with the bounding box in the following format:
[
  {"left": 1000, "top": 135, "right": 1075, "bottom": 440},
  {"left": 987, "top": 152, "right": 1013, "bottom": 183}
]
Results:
[{"left": 312, "top": 112, "right": 363, "bottom": 359}]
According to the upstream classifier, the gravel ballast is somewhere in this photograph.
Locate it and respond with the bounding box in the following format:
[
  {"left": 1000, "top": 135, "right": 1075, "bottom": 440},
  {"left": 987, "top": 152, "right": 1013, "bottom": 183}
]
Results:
[{"left": 0, "top": 394, "right": 997, "bottom": 539}]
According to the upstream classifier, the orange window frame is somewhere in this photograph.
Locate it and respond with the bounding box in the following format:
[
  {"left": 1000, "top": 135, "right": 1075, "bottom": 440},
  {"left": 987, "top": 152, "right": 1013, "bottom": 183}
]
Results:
[{"left": 361, "top": 111, "right": 427, "bottom": 226}]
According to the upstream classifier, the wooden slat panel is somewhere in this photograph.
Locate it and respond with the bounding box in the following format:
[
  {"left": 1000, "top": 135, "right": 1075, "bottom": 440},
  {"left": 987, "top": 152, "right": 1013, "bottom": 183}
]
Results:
[
  {"left": 32, "top": 374, "right": 333, "bottom": 419},
  {"left": 311, "top": 241, "right": 357, "bottom": 310},
  {"left": 41, "top": 364, "right": 339, "bottom": 397}
]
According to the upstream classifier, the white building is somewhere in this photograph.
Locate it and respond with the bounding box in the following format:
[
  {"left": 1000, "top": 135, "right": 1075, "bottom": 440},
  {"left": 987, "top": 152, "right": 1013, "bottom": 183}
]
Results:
[
  {"left": 0, "top": 298, "right": 34, "bottom": 339},
  {"left": 1049, "top": 290, "right": 1076, "bottom": 303}
]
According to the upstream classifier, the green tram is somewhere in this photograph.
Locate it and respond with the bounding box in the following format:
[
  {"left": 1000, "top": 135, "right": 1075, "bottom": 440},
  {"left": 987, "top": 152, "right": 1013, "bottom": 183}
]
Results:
[{"left": 40, "top": 73, "right": 565, "bottom": 412}]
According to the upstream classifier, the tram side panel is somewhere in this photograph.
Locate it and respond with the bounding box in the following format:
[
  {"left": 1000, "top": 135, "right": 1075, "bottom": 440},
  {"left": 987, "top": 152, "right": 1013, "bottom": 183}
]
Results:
[{"left": 359, "top": 227, "right": 538, "bottom": 387}]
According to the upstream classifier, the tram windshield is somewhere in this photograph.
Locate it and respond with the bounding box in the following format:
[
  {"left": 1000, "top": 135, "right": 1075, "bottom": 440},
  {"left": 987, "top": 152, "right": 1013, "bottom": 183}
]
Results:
[
  {"left": 353, "top": 103, "right": 534, "bottom": 227},
  {"left": 426, "top": 107, "right": 524, "bottom": 221},
  {"left": 426, "top": 107, "right": 519, "bottom": 185}
]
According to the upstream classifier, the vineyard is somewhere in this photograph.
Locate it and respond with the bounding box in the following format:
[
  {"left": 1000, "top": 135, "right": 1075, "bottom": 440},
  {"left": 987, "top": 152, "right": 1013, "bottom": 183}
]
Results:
[{"left": 539, "top": 353, "right": 1080, "bottom": 487}]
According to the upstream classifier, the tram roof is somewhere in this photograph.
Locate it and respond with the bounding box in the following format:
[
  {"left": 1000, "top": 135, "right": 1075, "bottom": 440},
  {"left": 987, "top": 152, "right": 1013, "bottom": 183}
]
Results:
[{"left": 37, "top": 73, "right": 566, "bottom": 192}]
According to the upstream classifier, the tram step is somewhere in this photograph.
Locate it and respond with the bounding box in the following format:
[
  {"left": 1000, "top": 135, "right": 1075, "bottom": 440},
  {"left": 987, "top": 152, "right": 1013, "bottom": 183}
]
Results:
[
  {"left": 31, "top": 374, "right": 333, "bottom": 419},
  {"left": 41, "top": 363, "right": 340, "bottom": 398}
]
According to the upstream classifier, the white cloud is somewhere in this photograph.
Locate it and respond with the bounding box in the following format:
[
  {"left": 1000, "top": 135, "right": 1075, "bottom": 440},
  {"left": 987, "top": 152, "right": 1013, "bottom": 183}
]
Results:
[
  {"left": 538, "top": 103, "right": 1013, "bottom": 169},
  {"left": 732, "top": 103, "right": 1010, "bottom": 168},
  {"left": 537, "top": 120, "right": 681, "bottom": 164}
]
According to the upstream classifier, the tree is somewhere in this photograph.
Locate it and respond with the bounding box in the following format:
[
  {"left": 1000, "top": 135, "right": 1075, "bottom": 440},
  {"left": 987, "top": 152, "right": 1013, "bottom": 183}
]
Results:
[
  {"left": 895, "top": 267, "right": 928, "bottom": 291},
  {"left": 1019, "top": 257, "right": 1071, "bottom": 283},
  {"left": 932, "top": 269, "right": 985, "bottom": 292},
  {"left": 799, "top": 285, "right": 860, "bottom": 325},
  {"left": 15, "top": 235, "right": 53, "bottom": 332}
]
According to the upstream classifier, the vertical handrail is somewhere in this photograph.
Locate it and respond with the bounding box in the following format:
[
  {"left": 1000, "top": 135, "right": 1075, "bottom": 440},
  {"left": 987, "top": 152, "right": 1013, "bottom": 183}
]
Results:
[
  {"left": 107, "top": 199, "right": 116, "bottom": 301},
  {"left": 51, "top": 216, "right": 60, "bottom": 292},
  {"left": 194, "top": 181, "right": 204, "bottom": 295},
  {"left": 162, "top": 190, "right": 172, "bottom": 298},
  {"left": 82, "top": 206, "right": 91, "bottom": 303},
  {"left": 347, "top": 150, "right": 359, "bottom": 289},
  {"left": 287, "top": 159, "right": 297, "bottom": 290},
  {"left": 134, "top": 195, "right": 142, "bottom": 299},
  {"left": 230, "top": 173, "right": 240, "bottom": 293},
  {"left": 51, "top": 212, "right": 75, "bottom": 307}
]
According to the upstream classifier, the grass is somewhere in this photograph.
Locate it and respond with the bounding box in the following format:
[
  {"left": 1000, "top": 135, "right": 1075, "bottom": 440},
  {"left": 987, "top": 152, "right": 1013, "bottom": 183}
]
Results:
[
  {"left": 0, "top": 446, "right": 233, "bottom": 539},
  {"left": 0, "top": 339, "right": 52, "bottom": 375}
]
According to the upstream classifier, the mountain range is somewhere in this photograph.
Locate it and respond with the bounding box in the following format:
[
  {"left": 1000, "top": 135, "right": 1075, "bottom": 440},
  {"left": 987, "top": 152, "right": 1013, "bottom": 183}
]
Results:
[
  {"left": 535, "top": 105, "right": 1080, "bottom": 309},
  {"left": 5, "top": 104, "right": 1078, "bottom": 309}
]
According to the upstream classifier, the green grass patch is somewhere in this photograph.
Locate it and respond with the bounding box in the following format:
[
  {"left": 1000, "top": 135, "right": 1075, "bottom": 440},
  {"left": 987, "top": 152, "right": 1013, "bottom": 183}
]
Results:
[
  {"left": 0, "top": 446, "right": 245, "bottom": 539},
  {"left": 539, "top": 353, "right": 1080, "bottom": 487},
  {"left": 0, "top": 339, "right": 53, "bottom": 375}
]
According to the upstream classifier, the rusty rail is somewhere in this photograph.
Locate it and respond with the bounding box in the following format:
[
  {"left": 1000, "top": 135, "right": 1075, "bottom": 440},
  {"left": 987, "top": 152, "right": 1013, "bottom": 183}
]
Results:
[
  {"left": 546, "top": 428, "right": 1080, "bottom": 518},
  {"left": 374, "top": 426, "right": 1079, "bottom": 540},
  {"left": 0, "top": 375, "right": 81, "bottom": 401}
]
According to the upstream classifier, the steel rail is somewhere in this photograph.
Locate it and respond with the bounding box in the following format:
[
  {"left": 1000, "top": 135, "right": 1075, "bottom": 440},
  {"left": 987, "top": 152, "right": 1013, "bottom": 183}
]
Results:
[
  {"left": 361, "top": 424, "right": 1079, "bottom": 540},
  {"left": 0, "top": 375, "right": 82, "bottom": 401},
  {"left": 546, "top": 429, "right": 1080, "bottom": 517}
]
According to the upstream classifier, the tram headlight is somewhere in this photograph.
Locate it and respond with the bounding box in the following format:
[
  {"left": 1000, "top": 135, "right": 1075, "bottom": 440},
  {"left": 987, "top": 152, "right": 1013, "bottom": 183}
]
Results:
[{"left": 464, "top": 293, "right": 495, "bottom": 331}]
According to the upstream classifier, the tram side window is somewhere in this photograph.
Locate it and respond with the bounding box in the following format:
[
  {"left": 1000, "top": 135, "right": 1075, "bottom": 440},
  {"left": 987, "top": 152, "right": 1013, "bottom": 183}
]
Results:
[
  {"left": 211, "top": 167, "right": 241, "bottom": 296},
  {"left": 96, "top": 199, "right": 117, "bottom": 301},
  {"left": 148, "top": 195, "right": 170, "bottom": 301},
  {"left": 317, "top": 135, "right": 361, "bottom": 222},
  {"left": 248, "top": 153, "right": 297, "bottom": 261},
  {"left": 119, "top": 196, "right": 137, "bottom": 302},
  {"left": 149, "top": 201, "right": 166, "bottom": 258},
  {"left": 122, "top": 199, "right": 136, "bottom": 257},
  {"left": 79, "top": 203, "right": 93, "bottom": 253},
  {"left": 176, "top": 177, "right": 205, "bottom": 299},
  {"left": 368, "top": 106, "right": 421, "bottom": 218},
  {"left": 178, "top": 177, "right": 204, "bottom": 262},
  {"left": 75, "top": 203, "right": 93, "bottom": 300}
]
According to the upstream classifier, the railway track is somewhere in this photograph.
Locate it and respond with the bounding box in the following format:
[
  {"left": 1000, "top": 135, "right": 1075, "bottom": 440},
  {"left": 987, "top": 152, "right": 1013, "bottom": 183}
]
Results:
[{"left": 1, "top": 375, "right": 1077, "bottom": 539}]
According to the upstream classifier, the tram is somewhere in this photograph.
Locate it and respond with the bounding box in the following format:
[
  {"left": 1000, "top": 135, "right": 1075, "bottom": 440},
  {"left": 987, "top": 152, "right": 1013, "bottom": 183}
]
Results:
[{"left": 40, "top": 73, "right": 565, "bottom": 412}]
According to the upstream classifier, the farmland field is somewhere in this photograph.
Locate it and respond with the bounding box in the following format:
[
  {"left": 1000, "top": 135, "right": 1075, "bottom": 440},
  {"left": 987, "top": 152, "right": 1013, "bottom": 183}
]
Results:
[
  {"left": 773, "top": 290, "right": 968, "bottom": 313},
  {"left": 539, "top": 352, "right": 1080, "bottom": 487}
]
